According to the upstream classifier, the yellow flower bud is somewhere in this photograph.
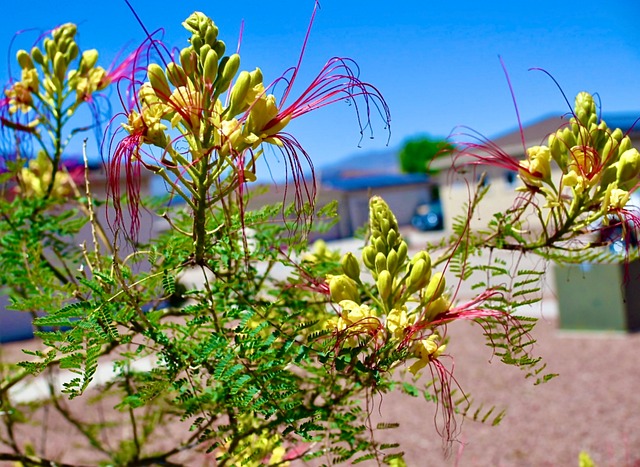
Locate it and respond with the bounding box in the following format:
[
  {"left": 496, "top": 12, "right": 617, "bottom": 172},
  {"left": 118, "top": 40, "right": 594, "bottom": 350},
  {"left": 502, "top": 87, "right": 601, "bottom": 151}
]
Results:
[
  {"left": 559, "top": 127, "right": 577, "bottom": 150},
  {"left": 198, "top": 44, "right": 211, "bottom": 63},
  {"left": 386, "top": 249, "right": 399, "bottom": 275},
  {"left": 16, "top": 50, "right": 33, "bottom": 70},
  {"left": 80, "top": 49, "right": 99, "bottom": 72},
  {"left": 179, "top": 47, "right": 197, "bottom": 76},
  {"left": 375, "top": 252, "right": 387, "bottom": 275},
  {"left": 548, "top": 133, "right": 566, "bottom": 168},
  {"left": 226, "top": 70, "right": 251, "bottom": 118},
  {"left": 329, "top": 274, "right": 359, "bottom": 303},
  {"left": 30, "top": 47, "right": 44, "bottom": 66},
  {"left": 190, "top": 33, "right": 203, "bottom": 51},
  {"left": 562, "top": 170, "right": 580, "bottom": 188},
  {"left": 53, "top": 51, "right": 66, "bottom": 82},
  {"left": 213, "top": 40, "right": 226, "bottom": 58},
  {"left": 65, "top": 42, "right": 78, "bottom": 62},
  {"left": 203, "top": 49, "right": 219, "bottom": 85},
  {"left": 362, "top": 245, "right": 376, "bottom": 271},
  {"left": 611, "top": 127, "right": 624, "bottom": 143},
  {"left": 249, "top": 67, "right": 263, "bottom": 87},
  {"left": 424, "top": 296, "right": 450, "bottom": 321},
  {"left": 424, "top": 272, "right": 445, "bottom": 302},
  {"left": 166, "top": 62, "right": 188, "bottom": 88},
  {"left": 204, "top": 25, "right": 219, "bottom": 46},
  {"left": 618, "top": 136, "right": 632, "bottom": 156},
  {"left": 341, "top": 252, "right": 360, "bottom": 281},
  {"left": 408, "top": 258, "right": 430, "bottom": 292},
  {"left": 396, "top": 241, "right": 408, "bottom": 268},
  {"left": 44, "top": 38, "right": 56, "bottom": 59},
  {"left": 147, "top": 63, "right": 171, "bottom": 99},
  {"left": 215, "top": 53, "right": 240, "bottom": 95},
  {"left": 600, "top": 136, "right": 615, "bottom": 163},
  {"left": 381, "top": 218, "right": 391, "bottom": 236},
  {"left": 374, "top": 236, "right": 387, "bottom": 256},
  {"left": 617, "top": 148, "right": 640, "bottom": 186},
  {"left": 387, "top": 229, "right": 398, "bottom": 249},
  {"left": 377, "top": 270, "right": 392, "bottom": 300}
]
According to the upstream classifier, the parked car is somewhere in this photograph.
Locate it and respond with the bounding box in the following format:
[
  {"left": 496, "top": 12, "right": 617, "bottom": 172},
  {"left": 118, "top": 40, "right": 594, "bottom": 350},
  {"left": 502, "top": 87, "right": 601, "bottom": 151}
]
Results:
[{"left": 411, "top": 201, "right": 444, "bottom": 231}]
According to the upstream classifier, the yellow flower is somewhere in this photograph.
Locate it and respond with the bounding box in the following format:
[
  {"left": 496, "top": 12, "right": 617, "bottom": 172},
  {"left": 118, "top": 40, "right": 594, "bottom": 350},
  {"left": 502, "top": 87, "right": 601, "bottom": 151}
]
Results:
[
  {"left": 334, "top": 300, "right": 379, "bottom": 333},
  {"left": 19, "top": 153, "right": 74, "bottom": 198},
  {"left": 218, "top": 118, "right": 260, "bottom": 157},
  {"left": 122, "top": 103, "right": 168, "bottom": 149},
  {"left": 246, "top": 93, "right": 281, "bottom": 136},
  {"left": 169, "top": 84, "right": 202, "bottom": 131},
  {"left": 21, "top": 68, "right": 39, "bottom": 93},
  {"left": 5, "top": 81, "right": 33, "bottom": 114},
  {"left": 561, "top": 170, "right": 588, "bottom": 194},
  {"left": 519, "top": 145, "right": 552, "bottom": 186},
  {"left": 605, "top": 187, "right": 630, "bottom": 211},
  {"left": 386, "top": 307, "right": 408, "bottom": 337},
  {"left": 408, "top": 333, "right": 446, "bottom": 375}
]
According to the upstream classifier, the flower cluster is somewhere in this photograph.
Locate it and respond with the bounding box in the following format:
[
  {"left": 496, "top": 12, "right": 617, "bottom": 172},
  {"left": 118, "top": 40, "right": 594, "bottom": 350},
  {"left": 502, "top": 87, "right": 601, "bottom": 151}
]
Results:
[
  {"left": 119, "top": 11, "right": 292, "bottom": 165},
  {"left": 1, "top": 22, "right": 132, "bottom": 198},
  {"left": 321, "top": 196, "right": 543, "bottom": 444},
  {"left": 109, "top": 10, "right": 389, "bottom": 261},
  {"left": 527, "top": 93, "right": 640, "bottom": 216},
  {"left": 326, "top": 196, "right": 464, "bottom": 376},
  {"left": 458, "top": 92, "right": 640, "bottom": 248},
  {"left": 18, "top": 151, "right": 78, "bottom": 198},
  {"left": 3, "top": 24, "right": 122, "bottom": 127}
]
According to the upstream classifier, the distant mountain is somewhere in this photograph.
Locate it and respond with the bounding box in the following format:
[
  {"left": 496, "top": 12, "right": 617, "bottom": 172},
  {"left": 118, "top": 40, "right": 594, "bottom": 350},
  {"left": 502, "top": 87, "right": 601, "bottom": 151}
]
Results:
[{"left": 319, "top": 147, "right": 401, "bottom": 181}]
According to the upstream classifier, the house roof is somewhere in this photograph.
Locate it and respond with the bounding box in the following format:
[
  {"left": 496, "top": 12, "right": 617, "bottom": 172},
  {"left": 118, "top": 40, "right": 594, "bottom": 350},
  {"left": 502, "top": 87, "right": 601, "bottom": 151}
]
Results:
[
  {"left": 321, "top": 172, "right": 429, "bottom": 192},
  {"left": 318, "top": 147, "right": 435, "bottom": 192},
  {"left": 491, "top": 112, "right": 640, "bottom": 156},
  {"left": 320, "top": 148, "right": 401, "bottom": 179}
]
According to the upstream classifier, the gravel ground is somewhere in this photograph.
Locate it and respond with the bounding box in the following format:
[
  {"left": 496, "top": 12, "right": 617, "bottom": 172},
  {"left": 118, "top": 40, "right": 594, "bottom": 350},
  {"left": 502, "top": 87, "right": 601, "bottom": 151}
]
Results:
[
  {"left": 347, "top": 316, "right": 640, "bottom": 467},
  {"left": 4, "top": 307, "right": 638, "bottom": 466}
]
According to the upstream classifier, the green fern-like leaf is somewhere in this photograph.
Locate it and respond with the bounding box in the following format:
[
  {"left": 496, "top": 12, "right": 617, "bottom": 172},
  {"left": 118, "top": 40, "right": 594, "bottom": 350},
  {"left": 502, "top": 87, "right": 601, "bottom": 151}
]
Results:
[{"left": 162, "top": 270, "right": 176, "bottom": 296}]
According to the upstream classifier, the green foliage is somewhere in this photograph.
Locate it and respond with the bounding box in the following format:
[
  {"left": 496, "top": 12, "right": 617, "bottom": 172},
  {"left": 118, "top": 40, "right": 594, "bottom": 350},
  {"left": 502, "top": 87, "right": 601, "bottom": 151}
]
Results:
[{"left": 398, "top": 134, "right": 454, "bottom": 174}]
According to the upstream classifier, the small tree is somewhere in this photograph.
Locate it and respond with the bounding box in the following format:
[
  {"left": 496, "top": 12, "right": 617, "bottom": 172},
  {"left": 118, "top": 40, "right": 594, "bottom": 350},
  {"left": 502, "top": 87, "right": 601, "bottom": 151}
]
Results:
[{"left": 398, "top": 134, "right": 454, "bottom": 175}]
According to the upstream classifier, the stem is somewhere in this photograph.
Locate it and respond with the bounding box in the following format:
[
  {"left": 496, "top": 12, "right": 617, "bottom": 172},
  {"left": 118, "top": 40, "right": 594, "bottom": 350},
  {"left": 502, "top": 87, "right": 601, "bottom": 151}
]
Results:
[
  {"left": 193, "top": 152, "right": 210, "bottom": 265},
  {"left": 44, "top": 87, "right": 65, "bottom": 199},
  {"left": 0, "top": 452, "right": 91, "bottom": 467}
]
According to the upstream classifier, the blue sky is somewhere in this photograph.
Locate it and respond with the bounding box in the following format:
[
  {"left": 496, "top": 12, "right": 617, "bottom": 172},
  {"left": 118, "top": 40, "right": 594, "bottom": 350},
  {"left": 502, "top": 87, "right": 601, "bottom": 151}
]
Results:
[{"left": 2, "top": 0, "right": 640, "bottom": 173}]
